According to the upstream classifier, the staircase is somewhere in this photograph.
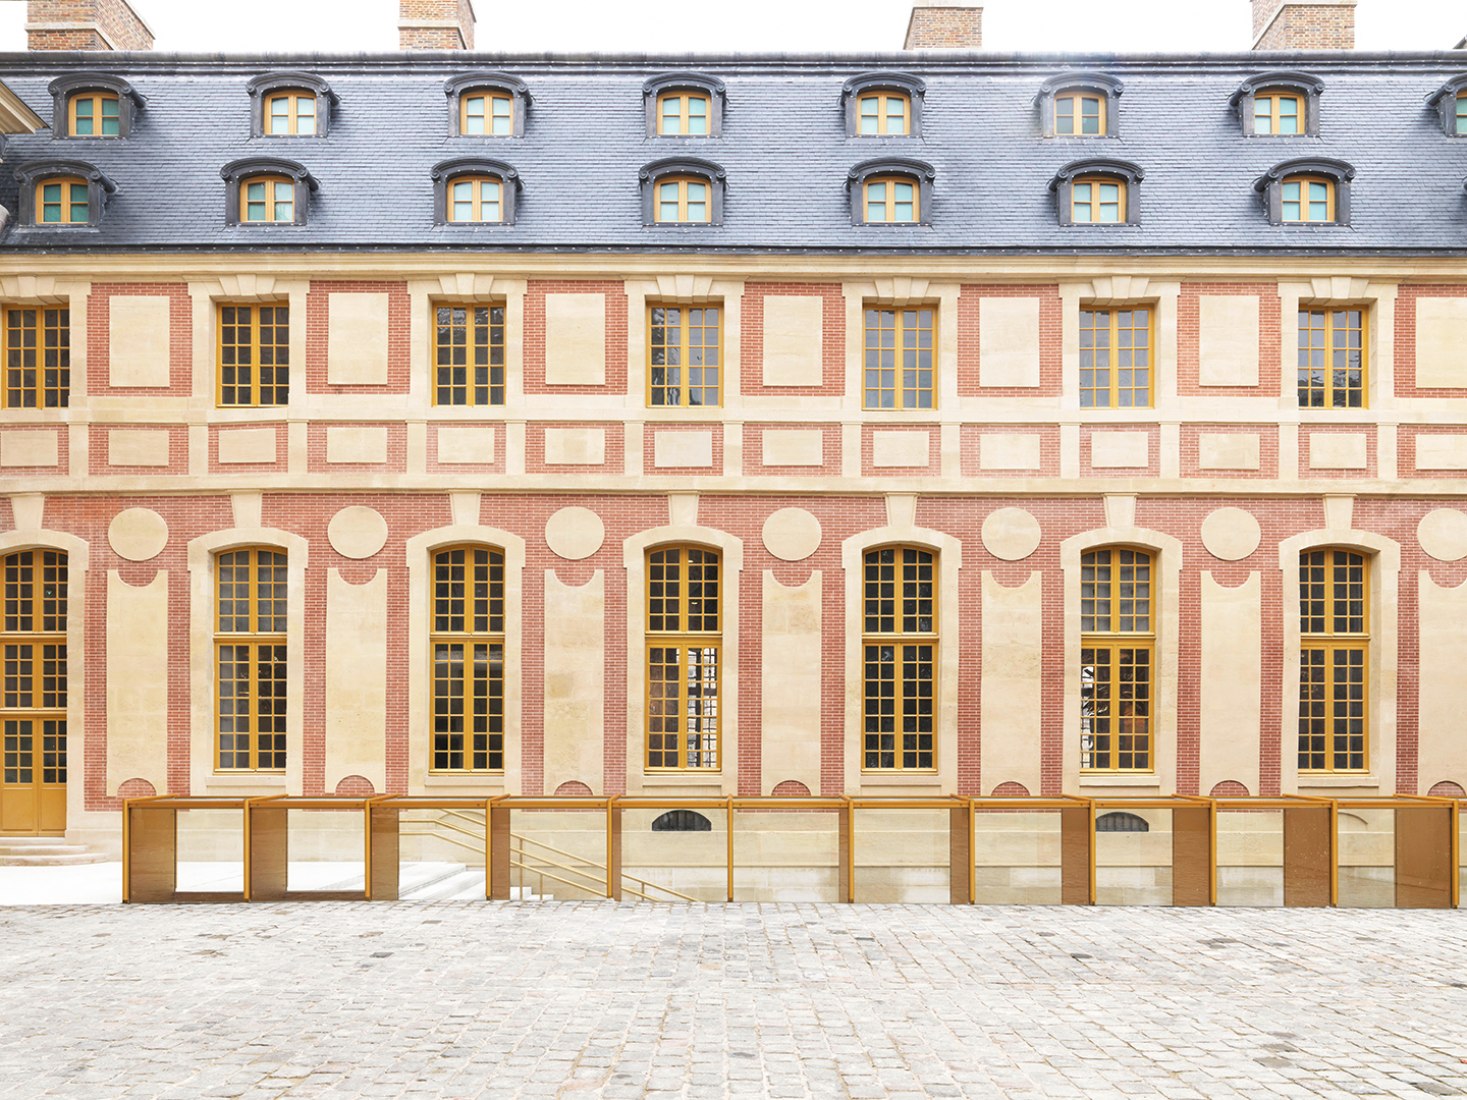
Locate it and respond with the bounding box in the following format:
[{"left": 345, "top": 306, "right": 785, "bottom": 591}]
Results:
[{"left": 0, "top": 836, "right": 110, "bottom": 866}]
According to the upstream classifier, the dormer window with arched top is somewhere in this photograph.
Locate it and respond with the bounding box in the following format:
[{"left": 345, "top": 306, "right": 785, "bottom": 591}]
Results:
[
  {"left": 1049, "top": 159, "right": 1142, "bottom": 226},
  {"left": 49, "top": 74, "right": 144, "bottom": 139},
  {"left": 13, "top": 160, "right": 115, "bottom": 227},
  {"left": 644, "top": 73, "right": 725, "bottom": 138},
  {"left": 432, "top": 158, "right": 521, "bottom": 225},
  {"left": 842, "top": 72, "right": 925, "bottom": 137},
  {"left": 640, "top": 158, "right": 725, "bottom": 225},
  {"left": 247, "top": 72, "right": 335, "bottom": 138},
  {"left": 1231, "top": 71, "right": 1324, "bottom": 137},
  {"left": 1254, "top": 158, "right": 1354, "bottom": 226},
  {"left": 847, "top": 158, "right": 934, "bottom": 225},
  {"left": 1036, "top": 72, "right": 1122, "bottom": 138},
  {"left": 221, "top": 158, "right": 317, "bottom": 226},
  {"left": 445, "top": 73, "right": 530, "bottom": 138},
  {"left": 1428, "top": 77, "right": 1467, "bottom": 137}
]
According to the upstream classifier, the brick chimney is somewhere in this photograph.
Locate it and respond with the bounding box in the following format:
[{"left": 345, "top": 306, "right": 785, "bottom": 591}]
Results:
[
  {"left": 904, "top": 1, "right": 983, "bottom": 49},
  {"left": 1251, "top": 0, "right": 1356, "bottom": 50},
  {"left": 399, "top": 0, "right": 476, "bottom": 50},
  {"left": 27, "top": 0, "right": 154, "bottom": 51}
]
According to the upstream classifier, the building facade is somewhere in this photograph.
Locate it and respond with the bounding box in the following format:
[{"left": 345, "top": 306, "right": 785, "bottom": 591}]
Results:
[{"left": 1, "top": 0, "right": 1466, "bottom": 863}]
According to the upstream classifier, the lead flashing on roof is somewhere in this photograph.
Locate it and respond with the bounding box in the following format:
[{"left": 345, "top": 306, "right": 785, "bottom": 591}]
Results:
[
  {"left": 12, "top": 157, "right": 115, "bottom": 227},
  {"left": 444, "top": 72, "right": 531, "bottom": 138},
  {"left": 1231, "top": 70, "right": 1325, "bottom": 137},
  {"left": 1253, "top": 157, "right": 1356, "bottom": 225},
  {"left": 246, "top": 71, "right": 337, "bottom": 138},
  {"left": 642, "top": 72, "right": 726, "bottom": 138},
  {"left": 431, "top": 156, "right": 522, "bottom": 225},
  {"left": 47, "top": 73, "right": 145, "bottom": 139}
]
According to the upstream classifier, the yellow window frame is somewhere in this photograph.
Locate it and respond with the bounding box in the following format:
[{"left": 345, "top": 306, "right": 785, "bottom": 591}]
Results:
[
  {"left": 447, "top": 174, "right": 504, "bottom": 224},
  {"left": 460, "top": 89, "right": 514, "bottom": 136},
  {"left": 2, "top": 306, "right": 70, "bottom": 410},
  {"left": 1457, "top": 92, "right": 1467, "bottom": 135},
  {"left": 647, "top": 302, "right": 722, "bottom": 408},
  {"left": 431, "top": 301, "right": 506, "bottom": 407},
  {"left": 1, "top": 550, "right": 69, "bottom": 790},
  {"left": 656, "top": 90, "right": 712, "bottom": 135},
  {"left": 1254, "top": 89, "right": 1304, "bottom": 135},
  {"left": 263, "top": 89, "right": 317, "bottom": 136},
  {"left": 35, "top": 177, "right": 89, "bottom": 225},
  {"left": 1297, "top": 305, "right": 1366, "bottom": 409},
  {"left": 1298, "top": 548, "right": 1369, "bottom": 774},
  {"left": 861, "top": 545, "right": 938, "bottom": 773},
  {"left": 429, "top": 545, "right": 507, "bottom": 774},
  {"left": 214, "top": 547, "right": 288, "bottom": 773},
  {"left": 240, "top": 175, "right": 296, "bottom": 224},
  {"left": 216, "top": 302, "right": 290, "bottom": 408},
  {"left": 1071, "top": 175, "right": 1126, "bottom": 224},
  {"left": 856, "top": 90, "right": 911, "bottom": 135},
  {"left": 1280, "top": 174, "right": 1335, "bottom": 223},
  {"left": 653, "top": 175, "right": 712, "bottom": 224},
  {"left": 67, "top": 91, "right": 120, "bottom": 137},
  {"left": 862, "top": 174, "right": 919, "bottom": 223},
  {"left": 862, "top": 304, "right": 936, "bottom": 411},
  {"left": 1079, "top": 547, "right": 1155, "bottom": 774},
  {"left": 645, "top": 545, "right": 722, "bottom": 772},
  {"left": 1054, "top": 91, "right": 1106, "bottom": 136},
  {"left": 1078, "top": 305, "right": 1153, "bottom": 409}
]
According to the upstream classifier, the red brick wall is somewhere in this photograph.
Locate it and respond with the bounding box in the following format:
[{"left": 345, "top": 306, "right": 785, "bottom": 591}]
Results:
[
  {"left": 740, "top": 283, "right": 846, "bottom": 398},
  {"left": 1394, "top": 285, "right": 1467, "bottom": 398},
  {"left": 305, "top": 282, "right": 413, "bottom": 394},
  {"left": 87, "top": 284, "right": 192, "bottom": 397},
  {"left": 522, "top": 280, "right": 628, "bottom": 395},
  {"left": 1177, "top": 282, "right": 1282, "bottom": 397},
  {"left": 957, "top": 284, "right": 1064, "bottom": 397},
  {"left": 742, "top": 423, "right": 842, "bottom": 477}
]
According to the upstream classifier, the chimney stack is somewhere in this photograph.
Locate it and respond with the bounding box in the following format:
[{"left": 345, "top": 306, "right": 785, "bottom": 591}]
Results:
[
  {"left": 399, "top": 0, "right": 476, "bottom": 50},
  {"left": 904, "top": 2, "right": 983, "bottom": 49},
  {"left": 1251, "top": 0, "right": 1356, "bottom": 50},
  {"left": 27, "top": 0, "right": 154, "bottom": 51}
]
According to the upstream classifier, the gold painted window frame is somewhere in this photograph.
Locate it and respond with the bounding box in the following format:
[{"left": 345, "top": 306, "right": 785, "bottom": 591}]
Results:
[
  {"left": 1078, "top": 304, "right": 1154, "bottom": 409},
  {"left": 66, "top": 91, "right": 120, "bottom": 137},
  {"left": 655, "top": 90, "right": 712, "bottom": 136},
  {"left": 1253, "top": 89, "right": 1304, "bottom": 135},
  {"left": 1054, "top": 91, "right": 1106, "bottom": 136},
  {"left": 263, "top": 89, "right": 318, "bottom": 136},
  {"left": 1070, "top": 175, "right": 1126, "bottom": 224},
  {"left": 861, "top": 545, "right": 938, "bottom": 773},
  {"left": 459, "top": 89, "right": 514, "bottom": 136},
  {"left": 446, "top": 174, "right": 505, "bottom": 224},
  {"left": 1296, "top": 305, "right": 1367, "bottom": 409},
  {"left": 645, "top": 545, "right": 722, "bottom": 773},
  {"left": 35, "top": 177, "right": 89, "bottom": 225},
  {"left": 1298, "top": 548, "right": 1370, "bottom": 775},
  {"left": 429, "top": 545, "right": 507, "bottom": 775},
  {"left": 1079, "top": 546, "right": 1156, "bottom": 775},
  {"left": 855, "top": 91, "right": 911, "bottom": 136},
  {"left": 431, "top": 301, "right": 507, "bottom": 407},
  {"left": 216, "top": 301, "right": 290, "bottom": 408},
  {"left": 646, "top": 301, "right": 723, "bottom": 409},
  {"left": 214, "top": 547, "right": 288, "bottom": 773},
  {"left": 1, "top": 305, "right": 70, "bottom": 410},
  {"left": 1, "top": 549, "right": 69, "bottom": 792},
  {"left": 653, "top": 175, "right": 712, "bottom": 224},
  {"left": 861, "top": 304, "right": 937, "bottom": 411}
]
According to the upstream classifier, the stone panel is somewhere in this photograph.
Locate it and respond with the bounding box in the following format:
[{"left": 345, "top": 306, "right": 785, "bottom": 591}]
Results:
[
  {"left": 760, "top": 572, "right": 822, "bottom": 797},
  {"left": 544, "top": 293, "right": 606, "bottom": 386},
  {"left": 978, "top": 298, "right": 1041, "bottom": 388},
  {"left": 871, "top": 431, "right": 929, "bottom": 468},
  {"left": 435, "top": 426, "right": 495, "bottom": 466},
  {"left": 108, "top": 296, "right": 171, "bottom": 388},
  {"left": 761, "top": 296, "right": 823, "bottom": 387},
  {"left": 326, "top": 426, "right": 390, "bottom": 465},
  {"left": 980, "top": 572, "right": 1043, "bottom": 795},
  {"left": 653, "top": 430, "right": 714, "bottom": 469},
  {"left": 1308, "top": 432, "right": 1368, "bottom": 471},
  {"left": 1415, "top": 298, "right": 1467, "bottom": 389},
  {"left": 1197, "top": 432, "right": 1261, "bottom": 471},
  {"left": 760, "top": 429, "right": 824, "bottom": 467},
  {"left": 1197, "top": 295, "right": 1260, "bottom": 387},
  {"left": 1090, "top": 431, "right": 1150, "bottom": 469},
  {"left": 544, "top": 571, "right": 605, "bottom": 794},
  {"left": 1418, "top": 574, "right": 1467, "bottom": 793},
  {"left": 1413, "top": 434, "right": 1467, "bottom": 472},
  {"left": 0, "top": 430, "right": 59, "bottom": 467},
  {"left": 325, "top": 570, "right": 388, "bottom": 794},
  {"left": 217, "top": 427, "right": 278, "bottom": 465},
  {"left": 544, "top": 427, "right": 606, "bottom": 466},
  {"left": 108, "top": 508, "right": 168, "bottom": 562},
  {"left": 106, "top": 572, "right": 169, "bottom": 796},
  {"left": 1199, "top": 574, "right": 1262, "bottom": 795},
  {"left": 326, "top": 293, "right": 391, "bottom": 385},
  {"left": 979, "top": 432, "right": 1042, "bottom": 472},
  {"left": 107, "top": 429, "right": 171, "bottom": 467}
]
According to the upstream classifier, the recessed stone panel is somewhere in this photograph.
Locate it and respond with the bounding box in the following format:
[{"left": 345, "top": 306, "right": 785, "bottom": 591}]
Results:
[
  {"left": 981, "top": 507, "right": 1042, "bottom": 561},
  {"left": 653, "top": 429, "right": 714, "bottom": 468},
  {"left": 1416, "top": 298, "right": 1467, "bottom": 389},
  {"left": 978, "top": 298, "right": 1041, "bottom": 388},
  {"left": 761, "top": 296, "right": 823, "bottom": 387},
  {"left": 544, "top": 293, "right": 606, "bottom": 386},
  {"left": 544, "top": 427, "right": 605, "bottom": 466},
  {"left": 1198, "top": 295, "right": 1260, "bottom": 387},
  {"left": 979, "top": 432, "right": 1042, "bottom": 471},
  {"left": 0, "top": 430, "right": 59, "bottom": 467},
  {"left": 108, "top": 507, "right": 169, "bottom": 562},
  {"left": 761, "top": 507, "right": 822, "bottom": 562},
  {"left": 326, "top": 293, "right": 390, "bottom": 385},
  {"left": 1308, "top": 432, "right": 1368, "bottom": 471},
  {"left": 326, "top": 426, "right": 389, "bottom": 465},
  {"left": 217, "top": 427, "right": 278, "bottom": 465},
  {"left": 761, "top": 429, "right": 825, "bottom": 467},
  {"left": 436, "top": 426, "right": 496, "bottom": 466},
  {"left": 108, "top": 429, "right": 171, "bottom": 467},
  {"left": 1090, "top": 431, "right": 1149, "bottom": 469},
  {"left": 871, "top": 431, "right": 929, "bottom": 468},
  {"left": 1413, "top": 434, "right": 1467, "bottom": 472},
  {"left": 1200, "top": 507, "right": 1262, "bottom": 561},
  {"left": 327, "top": 505, "right": 389, "bottom": 560},
  {"left": 545, "top": 506, "right": 605, "bottom": 560},
  {"left": 1197, "top": 432, "right": 1261, "bottom": 471},
  {"left": 108, "top": 296, "right": 171, "bottom": 388}
]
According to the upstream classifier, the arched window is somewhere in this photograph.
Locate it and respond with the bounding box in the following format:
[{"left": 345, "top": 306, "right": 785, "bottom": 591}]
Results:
[
  {"left": 640, "top": 158, "right": 725, "bottom": 226},
  {"left": 221, "top": 158, "right": 316, "bottom": 227},
  {"left": 247, "top": 72, "right": 334, "bottom": 138},
  {"left": 655, "top": 174, "right": 711, "bottom": 223},
  {"left": 447, "top": 174, "right": 504, "bottom": 223},
  {"left": 35, "top": 175, "right": 90, "bottom": 225},
  {"left": 847, "top": 158, "right": 934, "bottom": 226},
  {"left": 1080, "top": 547, "right": 1154, "bottom": 773},
  {"left": 460, "top": 88, "right": 514, "bottom": 135},
  {"left": 862, "top": 546, "right": 936, "bottom": 772},
  {"left": 1299, "top": 549, "right": 1368, "bottom": 774},
  {"left": 1231, "top": 72, "right": 1323, "bottom": 137},
  {"left": 656, "top": 90, "right": 711, "bottom": 136},
  {"left": 431, "top": 546, "right": 506, "bottom": 774},
  {"left": 263, "top": 89, "right": 317, "bottom": 136},
  {"left": 1049, "top": 159, "right": 1142, "bottom": 227},
  {"left": 432, "top": 158, "right": 520, "bottom": 226},
  {"left": 1096, "top": 811, "right": 1149, "bottom": 833},
  {"left": 651, "top": 810, "right": 712, "bottom": 832},
  {"left": 1252, "top": 88, "right": 1303, "bottom": 135},
  {"left": 49, "top": 74, "right": 143, "bottom": 139},
  {"left": 1036, "top": 73, "right": 1122, "bottom": 137},
  {"left": 216, "top": 548, "right": 288, "bottom": 772},
  {"left": 1458, "top": 92, "right": 1467, "bottom": 136},
  {"left": 1, "top": 550, "right": 68, "bottom": 834},
  {"left": 240, "top": 175, "right": 296, "bottom": 223},
  {"left": 856, "top": 90, "right": 911, "bottom": 135},
  {"left": 1054, "top": 89, "right": 1105, "bottom": 136},
  {"left": 1254, "top": 158, "right": 1353, "bottom": 227},
  {"left": 646, "top": 546, "right": 721, "bottom": 771}
]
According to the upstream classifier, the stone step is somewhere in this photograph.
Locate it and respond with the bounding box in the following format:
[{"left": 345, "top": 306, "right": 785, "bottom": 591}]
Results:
[{"left": 0, "top": 850, "right": 110, "bottom": 866}]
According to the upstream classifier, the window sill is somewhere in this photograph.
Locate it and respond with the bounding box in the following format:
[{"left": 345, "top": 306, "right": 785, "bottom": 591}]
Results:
[
  {"left": 1296, "top": 773, "right": 1380, "bottom": 790},
  {"left": 1078, "top": 773, "right": 1160, "bottom": 789}
]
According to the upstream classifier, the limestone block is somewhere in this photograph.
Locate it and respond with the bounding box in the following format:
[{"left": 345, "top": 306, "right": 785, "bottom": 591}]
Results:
[
  {"left": 761, "top": 429, "right": 824, "bottom": 467},
  {"left": 108, "top": 429, "right": 170, "bottom": 467},
  {"left": 1418, "top": 508, "right": 1467, "bottom": 562},
  {"left": 544, "top": 571, "right": 605, "bottom": 795},
  {"left": 979, "top": 432, "right": 1042, "bottom": 471},
  {"left": 217, "top": 427, "right": 277, "bottom": 465},
  {"left": 1197, "top": 432, "right": 1261, "bottom": 471},
  {"left": 1413, "top": 434, "right": 1467, "bottom": 472},
  {"left": 326, "top": 426, "right": 389, "bottom": 465},
  {"left": 108, "top": 508, "right": 168, "bottom": 562},
  {"left": 543, "top": 427, "right": 605, "bottom": 466},
  {"left": 435, "top": 426, "right": 495, "bottom": 466},
  {"left": 980, "top": 572, "right": 1043, "bottom": 796},
  {"left": 1199, "top": 573, "right": 1261, "bottom": 796},
  {"left": 653, "top": 430, "right": 713, "bottom": 469},
  {"left": 1418, "top": 574, "right": 1467, "bottom": 793},
  {"left": 1197, "top": 295, "right": 1260, "bottom": 387},
  {"left": 1308, "top": 432, "right": 1368, "bottom": 471},
  {"left": 760, "top": 572, "right": 822, "bottom": 797},
  {"left": 106, "top": 572, "right": 169, "bottom": 796},
  {"left": 980, "top": 507, "right": 1041, "bottom": 562},
  {"left": 324, "top": 569, "right": 387, "bottom": 793},
  {"left": 1199, "top": 507, "right": 1261, "bottom": 561},
  {"left": 327, "top": 506, "right": 388, "bottom": 560},
  {"left": 544, "top": 293, "right": 606, "bottom": 385},
  {"left": 761, "top": 508, "right": 822, "bottom": 562},
  {"left": 1415, "top": 298, "right": 1467, "bottom": 388},
  {"left": 326, "top": 293, "right": 390, "bottom": 385},
  {"left": 761, "top": 296, "right": 823, "bottom": 387},
  {"left": 871, "top": 431, "right": 929, "bottom": 468},
  {"left": 108, "top": 296, "right": 171, "bottom": 388},
  {"left": 0, "top": 430, "right": 59, "bottom": 467},
  {"left": 545, "top": 506, "right": 605, "bottom": 560},
  {"left": 1090, "top": 431, "right": 1149, "bottom": 469},
  {"left": 978, "top": 298, "right": 1041, "bottom": 388}
]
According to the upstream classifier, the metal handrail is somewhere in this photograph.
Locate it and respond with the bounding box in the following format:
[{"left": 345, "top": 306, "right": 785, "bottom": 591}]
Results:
[{"left": 512, "top": 829, "right": 699, "bottom": 903}]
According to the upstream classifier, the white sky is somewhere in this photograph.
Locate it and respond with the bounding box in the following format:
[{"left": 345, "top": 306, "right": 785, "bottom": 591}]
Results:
[{"left": 0, "top": 0, "right": 1458, "bottom": 54}]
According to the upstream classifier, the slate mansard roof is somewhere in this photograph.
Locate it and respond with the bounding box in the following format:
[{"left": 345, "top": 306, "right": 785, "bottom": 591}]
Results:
[{"left": 0, "top": 50, "right": 1466, "bottom": 254}]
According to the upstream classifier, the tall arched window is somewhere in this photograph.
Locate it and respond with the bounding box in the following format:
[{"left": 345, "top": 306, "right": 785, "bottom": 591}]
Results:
[
  {"left": 646, "top": 546, "right": 721, "bottom": 771},
  {"left": 862, "top": 546, "right": 936, "bottom": 771},
  {"left": 1299, "top": 548, "right": 1368, "bottom": 773},
  {"left": 216, "top": 548, "right": 287, "bottom": 772},
  {"left": 1, "top": 550, "right": 67, "bottom": 833},
  {"left": 1080, "top": 547, "right": 1154, "bottom": 773},
  {"left": 430, "top": 546, "right": 506, "bottom": 773}
]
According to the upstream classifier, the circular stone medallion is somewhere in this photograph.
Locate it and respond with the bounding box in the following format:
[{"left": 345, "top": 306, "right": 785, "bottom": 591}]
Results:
[
  {"left": 1199, "top": 507, "right": 1262, "bottom": 562},
  {"left": 545, "top": 506, "right": 605, "bottom": 561},
  {"left": 761, "top": 508, "right": 822, "bottom": 562},
  {"left": 327, "top": 506, "right": 388, "bottom": 560},
  {"left": 980, "top": 507, "right": 1041, "bottom": 562},
  {"left": 108, "top": 508, "right": 169, "bottom": 562},
  {"left": 1418, "top": 508, "right": 1467, "bottom": 562}
]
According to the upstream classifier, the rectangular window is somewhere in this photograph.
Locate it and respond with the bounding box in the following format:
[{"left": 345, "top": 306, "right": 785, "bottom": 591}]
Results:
[
  {"left": 1298, "top": 549, "right": 1368, "bottom": 773},
  {"left": 2, "top": 307, "right": 69, "bottom": 409},
  {"left": 1079, "top": 307, "right": 1151, "bottom": 408},
  {"left": 1297, "top": 307, "right": 1365, "bottom": 408},
  {"left": 433, "top": 303, "right": 506, "bottom": 407},
  {"left": 862, "top": 546, "right": 937, "bottom": 771},
  {"left": 218, "top": 303, "right": 289, "bottom": 407},
  {"left": 863, "top": 306, "right": 935, "bottom": 410},
  {"left": 1080, "top": 547, "right": 1154, "bottom": 773},
  {"left": 216, "top": 548, "right": 287, "bottom": 772},
  {"left": 431, "top": 547, "right": 506, "bottom": 773},
  {"left": 646, "top": 546, "right": 720, "bottom": 771},
  {"left": 648, "top": 304, "right": 721, "bottom": 407}
]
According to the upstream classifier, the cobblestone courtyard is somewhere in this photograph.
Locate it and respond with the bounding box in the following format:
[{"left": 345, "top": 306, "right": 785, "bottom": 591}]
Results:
[{"left": 1, "top": 903, "right": 1465, "bottom": 1099}]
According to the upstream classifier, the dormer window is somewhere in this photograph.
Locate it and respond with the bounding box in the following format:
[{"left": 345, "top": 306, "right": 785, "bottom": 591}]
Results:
[
  {"left": 644, "top": 74, "right": 725, "bottom": 138},
  {"left": 847, "top": 158, "right": 934, "bottom": 225},
  {"left": 1049, "top": 159, "right": 1142, "bottom": 226},
  {"left": 222, "top": 158, "right": 317, "bottom": 226},
  {"left": 432, "top": 158, "right": 521, "bottom": 226},
  {"left": 38, "top": 176, "right": 90, "bottom": 224},
  {"left": 247, "top": 72, "right": 334, "bottom": 139},
  {"left": 48, "top": 74, "right": 143, "bottom": 139},
  {"left": 445, "top": 74, "right": 530, "bottom": 138},
  {"left": 640, "top": 158, "right": 725, "bottom": 225},
  {"left": 842, "top": 72, "right": 925, "bottom": 138},
  {"left": 1428, "top": 77, "right": 1467, "bottom": 137},
  {"left": 1231, "top": 72, "right": 1323, "bottom": 137},
  {"left": 1037, "top": 72, "right": 1122, "bottom": 138},
  {"left": 1071, "top": 176, "right": 1125, "bottom": 223},
  {"left": 1459, "top": 93, "right": 1467, "bottom": 135},
  {"left": 13, "top": 160, "right": 115, "bottom": 227},
  {"left": 1254, "top": 158, "right": 1353, "bottom": 226},
  {"left": 864, "top": 175, "right": 919, "bottom": 223}
]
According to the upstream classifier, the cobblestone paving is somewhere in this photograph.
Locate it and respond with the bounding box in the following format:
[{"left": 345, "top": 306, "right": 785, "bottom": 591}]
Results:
[{"left": 1, "top": 903, "right": 1465, "bottom": 1099}]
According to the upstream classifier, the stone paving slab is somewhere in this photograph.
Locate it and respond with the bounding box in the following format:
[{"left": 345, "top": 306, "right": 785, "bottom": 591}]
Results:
[{"left": 1, "top": 903, "right": 1465, "bottom": 1098}]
